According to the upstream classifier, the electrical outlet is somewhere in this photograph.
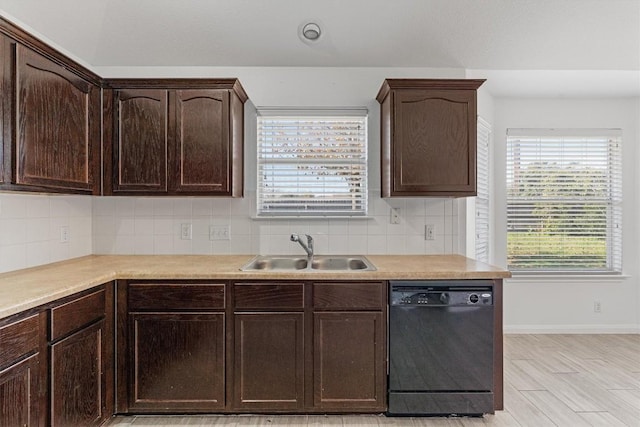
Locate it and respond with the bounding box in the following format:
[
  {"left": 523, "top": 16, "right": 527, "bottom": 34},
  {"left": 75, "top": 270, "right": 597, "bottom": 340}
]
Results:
[
  {"left": 210, "top": 225, "right": 230, "bottom": 240},
  {"left": 390, "top": 208, "right": 401, "bottom": 224},
  {"left": 594, "top": 301, "right": 601, "bottom": 313},
  {"left": 59, "top": 226, "right": 69, "bottom": 243},
  {"left": 180, "top": 223, "right": 192, "bottom": 240},
  {"left": 425, "top": 224, "right": 435, "bottom": 240}
]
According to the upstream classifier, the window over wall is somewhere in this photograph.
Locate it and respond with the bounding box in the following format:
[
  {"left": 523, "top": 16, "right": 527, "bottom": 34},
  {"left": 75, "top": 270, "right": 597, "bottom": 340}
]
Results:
[
  {"left": 257, "top": 109, "right": 368, "bottom": 217},
  {"left": 475, "top": 117, "right": 491, "bottom": 263},
  {"left": 506, "top": 129, "right": 622, "bottom": 273}
]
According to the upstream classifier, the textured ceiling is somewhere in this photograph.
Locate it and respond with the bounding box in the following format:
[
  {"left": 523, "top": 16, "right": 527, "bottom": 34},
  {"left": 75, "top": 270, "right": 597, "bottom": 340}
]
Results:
[{"left": 0, "top": 0, "right": 638, "bottom": 95}]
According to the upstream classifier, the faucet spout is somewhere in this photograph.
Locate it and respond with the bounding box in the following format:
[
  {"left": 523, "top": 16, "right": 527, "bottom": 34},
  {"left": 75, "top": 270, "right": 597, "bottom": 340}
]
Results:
[{"left": 290, "top": 233, "right": 314, "bottom": 259}]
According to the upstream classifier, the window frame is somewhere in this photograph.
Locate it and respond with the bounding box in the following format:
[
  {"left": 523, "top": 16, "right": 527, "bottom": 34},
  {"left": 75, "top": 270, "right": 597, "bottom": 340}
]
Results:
[
  {"left": 255, "top": 108, "right": 368, "bottom": 218},
  {"left": 505, "top": 128, "right": 622, "bottom": 274}
]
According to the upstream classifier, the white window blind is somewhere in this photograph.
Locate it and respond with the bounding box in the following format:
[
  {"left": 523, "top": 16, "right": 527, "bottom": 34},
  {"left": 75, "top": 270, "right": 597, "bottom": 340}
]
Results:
[
  {"left": 506, "top": 129, "right": 622, "bottom": 273},
  {"left": 475, "top": 117, "right": 491, "bottom": 263},
  {"left": 257, "top": 109, "right": 368, "bottom": 217}
]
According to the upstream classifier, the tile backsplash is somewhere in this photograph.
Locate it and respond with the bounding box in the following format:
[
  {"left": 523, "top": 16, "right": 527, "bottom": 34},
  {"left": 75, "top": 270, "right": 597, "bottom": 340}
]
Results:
[
  {"left": 92, "top": 191, "right": 460, "bottom": 257},
  {"left": 0, "top": 193, "right": 92, "bottom": 273},
  {"left": 0, "top": 191, "right": 460, "bottom": 273}
]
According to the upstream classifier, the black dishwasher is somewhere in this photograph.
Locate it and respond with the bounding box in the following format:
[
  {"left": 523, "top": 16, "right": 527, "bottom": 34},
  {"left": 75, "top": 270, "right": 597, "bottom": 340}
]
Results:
[{"left": 388, "top": 281, "right": 494, "bottom": 416}]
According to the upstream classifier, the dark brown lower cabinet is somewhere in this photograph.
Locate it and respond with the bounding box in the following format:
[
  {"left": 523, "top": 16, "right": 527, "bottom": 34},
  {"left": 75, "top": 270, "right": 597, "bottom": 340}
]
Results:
[
  {"left": 233, "top": 313, "right": 304, "bottom": 411},
  {"left": 0, "top": 353, "right": 42, "bottom": 426},
  {"left": 128, "top": 312, "right": 225, "bottom": 411},
  {"left": 50, "top": 321, "right": 105, "bottom": 426},
  {"left": 49, "top": 285, "right": 113, "bottom": 427},
  {"left": 0, "top": 311, "right": 47, "bottom": 427},
  {"left": 313, "top": 312, "right": 385, "bottom": 410}
]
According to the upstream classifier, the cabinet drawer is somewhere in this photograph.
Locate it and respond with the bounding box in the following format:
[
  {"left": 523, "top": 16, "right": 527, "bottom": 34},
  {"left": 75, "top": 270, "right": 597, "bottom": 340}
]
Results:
[
  {"left": 234, "top": 283, "right": 304, "bottom": 310},
  {"left": 313, "top": 282, "right": 385, "bottom": 310},
  {"left": 129, "top": 283, "right": 225, "bottom": 310},
  {"left": 51, "top": 289, "right": 105, "bottom": 341},
  {"left": 0, "top": 314, "right": 40, "bottom": 367}
]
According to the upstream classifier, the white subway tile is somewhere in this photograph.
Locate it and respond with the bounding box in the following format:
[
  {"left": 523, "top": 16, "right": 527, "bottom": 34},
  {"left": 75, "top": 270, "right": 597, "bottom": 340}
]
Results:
[
  {"left": 211, "top": 199, "right": 230, "bottom": 216},
  {"left": 0, "top": 244, "right": 27, "bottom": 273},
  {"left": 153, "top": 235, "right": 174, "bottom": 254},
  {"left": 0, "top": 195, "right": 27, "bottom": 219},
  {"left": 134, "top": 217, "right": 154, "bottom": 235},
  {"left": 25, "top": 196, "right": 50, "bottom": 218},
  {"left": 153, "top": 199, "right": 174, "bottom": 216},
  {"left": 1, "top": 219, "right": 27, "bottom": 245},
  {"left": 114, "top": 235, "right": 135, "bottom": 255},
  {"left": 114, "top": 197, "right": 135, "bottom": 217},
  {"left": 93, "top": 196, "right": 115, "bottom": 216},
  {"left": 26, "top": 241, "right": 50, "bottom": 267},
  {"left": 367, "top": 235, "right": 387, "bottom": 254},
  {"left": 134, "top": 198, "right": 154, "bottom": 216},
  {"left": 211, "top": 240, "right": 230, "bottom": 255},
  {"left": 134, "top": 236, "right": 154, "bottom": 255},
  {"left": 173, "top": 198, "right": 192, "bottom": 217},
  {"left": 192, "top": 237, "right": 213, "bottom": 255},
  {"left": 153, "top": 218, "right": 173, "bottom": 235},
  {"left": 26, "top": 218, "right": 49, "bottom": 243},
  {"left": 192, "top": 199, "right": 213, "bottom": 216}
]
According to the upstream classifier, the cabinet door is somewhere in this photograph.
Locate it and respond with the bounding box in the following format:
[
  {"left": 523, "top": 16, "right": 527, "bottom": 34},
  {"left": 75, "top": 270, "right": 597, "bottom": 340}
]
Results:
[
  {"left": 50, "top": 320, "right": 105, "bottom": 426},
  {"left": 0, "top": 312, "right": 46, "bottom": 427},
  {"left": 172, "top": 89, "right": 231, "bottom": 194},
  {"left": 0, "top": 354, "right": 41, "bottom": 427},
  {"left": 112, "top": 89, "right": 168, "bottom": 193},
  {"left": 15, "top": 46, "right": 100, "bottom": 193},
  {"left": 128, "top": 312, "right": 225, "bottom": 411},
  {"left": 392, "top": 89, "right": 477, "bottom": 196},
  {"left": 234, "top": 313, "right": 304, "bottom": 410},
  {"left": 313, "top": 312, "right": 385, "bottom": 410}
]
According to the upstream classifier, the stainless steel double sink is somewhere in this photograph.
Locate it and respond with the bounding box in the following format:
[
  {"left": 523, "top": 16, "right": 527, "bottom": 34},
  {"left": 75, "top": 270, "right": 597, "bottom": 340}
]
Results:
[{"left": 240, "top": 255, "right": 376, "bottom": 272}]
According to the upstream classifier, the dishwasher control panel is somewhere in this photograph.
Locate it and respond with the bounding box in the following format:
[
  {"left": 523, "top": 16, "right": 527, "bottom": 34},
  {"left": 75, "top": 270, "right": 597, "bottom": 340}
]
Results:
[{"left": 390, "top": 283, "right": 493, "bottom": 306}]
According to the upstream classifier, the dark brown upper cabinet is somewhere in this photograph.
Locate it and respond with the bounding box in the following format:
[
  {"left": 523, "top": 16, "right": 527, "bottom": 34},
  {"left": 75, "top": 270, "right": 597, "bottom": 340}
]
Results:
[
  {"left": 0, "top": 18, "right": 101, "bottom": 194},
  {"left": 103, "top": 79, "right": 247, "bottom": 197},
  {"left": 377, "top": 79, "right": 485, "bottom": 197}
]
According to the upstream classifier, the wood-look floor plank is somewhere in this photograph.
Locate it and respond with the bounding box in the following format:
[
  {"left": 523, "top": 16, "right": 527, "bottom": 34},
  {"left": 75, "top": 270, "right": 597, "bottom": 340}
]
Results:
[
  {"left": 520, "top": 390, "right": 591, "bottom": 426},
  {"left": 502, "top": 383, "right": 556, "bottom": 427},
  {"left": 457, "top": 411, "right": 521, "bottom": 426},
  {"left": 307, "top": 415, "right": 344, "bottom": 426},
  {"left": 503, "top": 359, "right": 545, "bottom": 391},
  {"left": 577, "top": 411, "right": 630, "bottom": 427}
]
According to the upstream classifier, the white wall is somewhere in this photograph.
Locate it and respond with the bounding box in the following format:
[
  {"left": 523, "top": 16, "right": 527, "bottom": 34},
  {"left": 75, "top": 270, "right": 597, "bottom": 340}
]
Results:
[
  {"left": 0, "top": 193, "right": 92, "bottom": 273},
  {"left": 493, "top": 97, "right": 640, "bottom": 333}
]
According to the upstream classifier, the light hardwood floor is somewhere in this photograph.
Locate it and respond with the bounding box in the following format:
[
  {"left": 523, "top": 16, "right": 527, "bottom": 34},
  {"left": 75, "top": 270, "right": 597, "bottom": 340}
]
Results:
[{"left": 107, "top": 334, "right": 640, "bottom": 426}]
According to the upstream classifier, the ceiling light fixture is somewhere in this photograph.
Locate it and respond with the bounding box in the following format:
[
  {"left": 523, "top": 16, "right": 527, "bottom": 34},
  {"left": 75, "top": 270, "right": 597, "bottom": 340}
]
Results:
[{"left": 302, "top": 23, "right": 321, "bottom": 41}]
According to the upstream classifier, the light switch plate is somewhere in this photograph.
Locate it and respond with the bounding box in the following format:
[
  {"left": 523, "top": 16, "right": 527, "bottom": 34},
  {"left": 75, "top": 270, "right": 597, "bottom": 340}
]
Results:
[
  {"left": 180, "top": 223, "right": 192, "bottom": 240},
  {"left": 60, "top": 226, "right": 69, "bottom": 243},
  {"left": 210, "top": 225, "right": 230, "bottom": 240},
  {"left": 390, "top": 208, "right": 401, "bottom": 224}
]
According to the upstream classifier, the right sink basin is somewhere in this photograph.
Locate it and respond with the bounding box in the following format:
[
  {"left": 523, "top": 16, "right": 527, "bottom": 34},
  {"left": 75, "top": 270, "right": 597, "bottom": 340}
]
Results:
[{"left": 311, "top": 256, "right": 375, "bottom": 271}]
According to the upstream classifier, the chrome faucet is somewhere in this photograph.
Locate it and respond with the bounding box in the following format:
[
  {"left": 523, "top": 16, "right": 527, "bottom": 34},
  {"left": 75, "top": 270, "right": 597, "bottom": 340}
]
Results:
[{"left": 290, "top": 233, "right": 314, "bottom": 259}]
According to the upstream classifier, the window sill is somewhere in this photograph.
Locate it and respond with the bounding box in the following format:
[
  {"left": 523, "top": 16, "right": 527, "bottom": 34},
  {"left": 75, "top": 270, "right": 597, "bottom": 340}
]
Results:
[
  {"left": 251, "top": 216, "right": 373, "bottom": 221},
  {"left": 507, "top": 273, "right": 630, "bottom": 284}
]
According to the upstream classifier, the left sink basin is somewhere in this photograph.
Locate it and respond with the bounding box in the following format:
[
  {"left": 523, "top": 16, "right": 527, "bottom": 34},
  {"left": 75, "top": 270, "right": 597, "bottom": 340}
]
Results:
[{"left": 241, "top": 256, "right": 308, "bottom": 271}]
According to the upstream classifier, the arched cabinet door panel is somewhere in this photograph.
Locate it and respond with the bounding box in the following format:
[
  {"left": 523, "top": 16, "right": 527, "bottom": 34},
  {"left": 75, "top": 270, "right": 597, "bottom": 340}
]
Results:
[
  {"left": 15, "top": 45, "right": 100, "bottom": 193},
  {"left": 172, "top": 90, "right": 230, "bottom": 193},
  {"left": 111, "top": 89, "right": 169, "bottom": 193}
]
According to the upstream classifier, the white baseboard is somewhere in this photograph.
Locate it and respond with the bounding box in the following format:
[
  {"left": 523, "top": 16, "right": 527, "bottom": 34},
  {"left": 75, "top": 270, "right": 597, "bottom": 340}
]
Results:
[{"left": 504, "top": 324, "right": 640, "bottom": 334}]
